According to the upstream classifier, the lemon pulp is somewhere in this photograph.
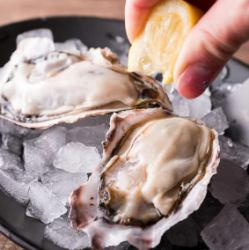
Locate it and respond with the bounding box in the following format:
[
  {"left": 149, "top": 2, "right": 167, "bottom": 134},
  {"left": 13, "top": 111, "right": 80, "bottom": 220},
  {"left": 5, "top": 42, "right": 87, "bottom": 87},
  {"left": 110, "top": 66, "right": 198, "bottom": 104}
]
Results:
[{"left": 128, "top": 0, "right": 203, "bottom": 84}]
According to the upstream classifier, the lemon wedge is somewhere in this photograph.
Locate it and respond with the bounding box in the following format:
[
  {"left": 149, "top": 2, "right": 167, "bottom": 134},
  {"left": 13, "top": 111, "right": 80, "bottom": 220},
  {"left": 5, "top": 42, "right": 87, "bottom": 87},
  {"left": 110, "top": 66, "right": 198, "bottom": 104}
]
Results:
[{"left": 128, "top": 0, "right": 203, "bottom": 84}]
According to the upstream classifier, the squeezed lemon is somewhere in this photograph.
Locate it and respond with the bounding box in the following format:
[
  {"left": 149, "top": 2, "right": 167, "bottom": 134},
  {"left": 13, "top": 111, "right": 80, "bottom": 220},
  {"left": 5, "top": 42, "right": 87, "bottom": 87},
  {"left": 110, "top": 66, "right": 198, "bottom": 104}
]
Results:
[{"left": 128, "top": 0, "right": 203, "bottom": 84}]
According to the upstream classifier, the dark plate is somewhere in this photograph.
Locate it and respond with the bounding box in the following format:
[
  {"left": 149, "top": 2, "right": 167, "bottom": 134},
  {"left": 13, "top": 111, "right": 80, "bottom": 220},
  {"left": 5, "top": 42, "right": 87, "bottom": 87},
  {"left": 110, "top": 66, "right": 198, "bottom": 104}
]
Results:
[{"left": 0, "top": 17, "right": 248, "bottom": 250}]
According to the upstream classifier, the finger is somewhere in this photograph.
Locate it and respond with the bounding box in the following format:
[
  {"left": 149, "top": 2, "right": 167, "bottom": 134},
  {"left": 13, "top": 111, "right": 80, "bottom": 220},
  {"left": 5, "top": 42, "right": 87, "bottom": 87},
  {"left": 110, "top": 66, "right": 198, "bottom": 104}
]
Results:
[
  {"left": 125, "top": 0, "right": 161, "bottom": 42},
  {"left": 174, "top": 0, "right": 249, "bottom": 98}
]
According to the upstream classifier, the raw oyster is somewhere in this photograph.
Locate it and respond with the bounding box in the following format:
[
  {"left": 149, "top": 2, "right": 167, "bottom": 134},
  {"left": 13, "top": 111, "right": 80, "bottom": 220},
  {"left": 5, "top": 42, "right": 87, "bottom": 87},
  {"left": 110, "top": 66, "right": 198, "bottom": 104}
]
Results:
[
  {"left": 70, "top": 108, "right": 220, "bottom": 249},
  {"left": 0, "top": 36, "right": 171, "bottom": 129}
]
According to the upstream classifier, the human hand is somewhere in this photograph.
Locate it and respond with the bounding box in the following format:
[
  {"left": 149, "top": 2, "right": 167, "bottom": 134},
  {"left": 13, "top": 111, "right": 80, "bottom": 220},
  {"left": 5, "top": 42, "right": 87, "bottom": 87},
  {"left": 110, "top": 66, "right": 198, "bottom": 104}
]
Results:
[{"left": 125, "top": 0, "right": 249, "bottom": 98}]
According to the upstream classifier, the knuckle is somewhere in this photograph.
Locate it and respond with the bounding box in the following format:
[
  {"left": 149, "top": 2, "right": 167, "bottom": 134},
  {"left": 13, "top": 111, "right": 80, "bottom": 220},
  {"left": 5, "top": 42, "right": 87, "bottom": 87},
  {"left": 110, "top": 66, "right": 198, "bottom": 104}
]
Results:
[{"left": 198, "top": 28, "right": 236, "bottom": 61}]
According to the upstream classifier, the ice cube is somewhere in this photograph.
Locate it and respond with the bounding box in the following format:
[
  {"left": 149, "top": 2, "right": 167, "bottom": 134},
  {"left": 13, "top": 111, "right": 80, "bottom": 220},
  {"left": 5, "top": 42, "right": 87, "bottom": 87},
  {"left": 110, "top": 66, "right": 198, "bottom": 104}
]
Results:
[
  {"left": 211, "top": 82, "right": 242, "bottom": 108},
  {"left": 171, "top": 95, "right": 190, "bottom": 117},
  {"left": 0, "top": 149, "right": 22, "bottom": 170},
  {"left": 0, "top": 118, "right": 29, "bottom": 137},
  {"left": 67, "top": 123, "right": 108, "bottom": 153},
  {"left": 26, "top": 182, "right": 67, "bottom": 224},
  {"left": 209, "top": 159, "right": 249, "bottom": 205},
  {"left": 186, "top": 89, "right": 212, "bottom": 119},
  {"left": 202, "top": 107, "right": 229, "bottom": 135},
  {"left": 219, "top": 136, "right": 249, "bottom": 170},
  {"left": 171, "top": 89, "right": 212, "bottom": 119},
  {"left": 191, "top": 192, "right": 223, "bottom": 230},
  {"left": 53, "top": 142, "right": 101, "bottom": 173},
  {"left": 0, "top": 167, "right": 36, "bottom": 204},
  {"left": 201, "top": 205, "right": 249, "bottom": 250},
  {"left": 55, "top": 39, "right": 87, "bottom": 56},
  {"left": 44, "top": 217, "right": 90, "bottom": 250},
  {"left": 41, "top": 169, "right": 87, "bottom": 205},
  {"left": 34, "top": 126, "right": 67, "bottom": 155},
  {"left": 2, "top": 134, "right": 23, "bottom": 155},
  {"left": 23, "top": 140, "right": 51, "bottom": 177},
  {"left": 16, "top": 28, "right": 53, "bottom": 44},
  {"left": 219, "top": 82, "right": 241, "bottom": 93},
  {"left": 220, "top": 78, "right": 249, "bottom": 146},
  {"left": 15, "top": 37, "right": 55, "bottom": 62},
  {"left": 23, "top": 127, "right": 67, "bottom": 177},
  {"left": 165, "top": 218, "right": 198, "bottom": 247}
]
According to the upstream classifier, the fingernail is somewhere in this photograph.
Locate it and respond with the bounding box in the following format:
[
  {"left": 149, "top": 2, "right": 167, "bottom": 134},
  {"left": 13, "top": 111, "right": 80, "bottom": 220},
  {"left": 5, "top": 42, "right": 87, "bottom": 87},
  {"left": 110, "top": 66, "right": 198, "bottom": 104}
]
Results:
[{"left": 176, "top": 64, "right": 215, "bottom": 99}]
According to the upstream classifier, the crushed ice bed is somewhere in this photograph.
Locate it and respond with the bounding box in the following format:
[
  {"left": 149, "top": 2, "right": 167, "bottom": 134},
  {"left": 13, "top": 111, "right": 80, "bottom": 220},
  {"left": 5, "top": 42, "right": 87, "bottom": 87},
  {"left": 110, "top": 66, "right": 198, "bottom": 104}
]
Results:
[{"left": 0, "top": 29, "right": 248, "bottom": 250}]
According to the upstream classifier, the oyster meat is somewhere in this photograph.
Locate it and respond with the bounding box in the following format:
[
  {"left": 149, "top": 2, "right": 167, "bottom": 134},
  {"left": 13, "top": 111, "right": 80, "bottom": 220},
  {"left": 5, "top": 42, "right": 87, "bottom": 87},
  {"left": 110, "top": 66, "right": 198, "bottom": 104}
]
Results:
[
  {"left": 0, "top": 35, "right": 171, "bottom": 128},
  {"left": 70, "top": 108, "right": 220, "bottom": 249}
]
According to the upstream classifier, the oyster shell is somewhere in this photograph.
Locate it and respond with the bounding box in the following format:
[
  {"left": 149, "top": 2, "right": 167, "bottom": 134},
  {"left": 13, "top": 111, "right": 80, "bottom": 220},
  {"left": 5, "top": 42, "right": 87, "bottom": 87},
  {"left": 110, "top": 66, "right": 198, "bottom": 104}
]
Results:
[
  {"left": 0, "top": 36, "right": 171, "bottom": 129},
  {"left": 70, "top": 108, "right": 220, "bottom": 249}
]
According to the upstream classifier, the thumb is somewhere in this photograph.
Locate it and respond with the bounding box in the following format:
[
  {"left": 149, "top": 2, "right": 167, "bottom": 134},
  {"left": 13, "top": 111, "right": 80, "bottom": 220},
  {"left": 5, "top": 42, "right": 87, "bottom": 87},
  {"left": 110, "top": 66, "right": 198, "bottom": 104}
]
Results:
[{"left": 174, "top": 0, "right": 249, "bottom": 98}]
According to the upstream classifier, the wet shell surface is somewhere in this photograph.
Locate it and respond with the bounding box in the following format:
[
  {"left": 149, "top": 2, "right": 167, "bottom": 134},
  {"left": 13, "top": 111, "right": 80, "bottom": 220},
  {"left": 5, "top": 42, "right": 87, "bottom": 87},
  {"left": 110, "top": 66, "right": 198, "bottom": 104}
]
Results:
[
  {"left": 70, "top": 108, "right": 220, "bottom": 249},
  {"left": 0, "top": 36, "right": 171, "bottom": 129}
]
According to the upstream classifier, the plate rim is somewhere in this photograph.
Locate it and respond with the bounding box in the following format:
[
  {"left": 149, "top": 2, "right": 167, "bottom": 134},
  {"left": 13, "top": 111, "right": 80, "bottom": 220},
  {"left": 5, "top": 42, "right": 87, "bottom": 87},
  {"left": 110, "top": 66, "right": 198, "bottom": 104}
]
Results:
[{"left": 0, "top": 15, "right": 123, "bottom": 30}]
